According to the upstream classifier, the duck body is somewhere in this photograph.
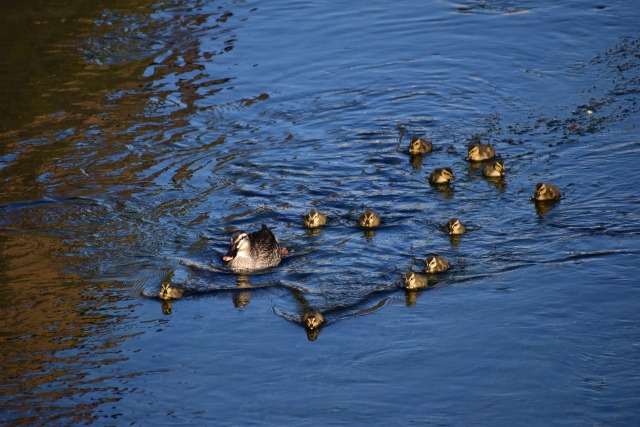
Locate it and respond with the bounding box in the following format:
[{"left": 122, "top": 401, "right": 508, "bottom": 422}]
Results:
[
  {"left": 533, "top": 182, "right": 561, "bottom": 201},
  {"left": 404, "top": 271, "right": 429, "bottom": 289},
  {"left": 429, "top": 167, "right": 454, "bottom": 184},
  {"left": 408, "top": 137, "right": 433, "bottom": 155},
  {"left": 425, "top": 255, "right": 451, "bottom": 273},
  {"left": 158, "top": 282, "right": 184, "bottom": 300},
  {"left": 223, "top": 224, "right": 282, "bottom": 271},
  {"left": 466, "top": 143, "right": 495, "bottom": 161},
  {"left": 444, "top": 218, "right": 466, "bottom": 235},
  {"left": 304, "top": 210, "right": 327, "bottom": 228},
  {"left": 483, "top": 160, "right": 505, "bottom": 178},
  {"left": 359, "top": 210, "right": 381, "bottom": 228}
]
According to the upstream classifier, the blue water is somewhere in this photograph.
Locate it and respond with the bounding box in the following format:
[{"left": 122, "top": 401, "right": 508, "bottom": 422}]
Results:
[{"left": 1, "top": 0, "right": 639, "bottom": 425}]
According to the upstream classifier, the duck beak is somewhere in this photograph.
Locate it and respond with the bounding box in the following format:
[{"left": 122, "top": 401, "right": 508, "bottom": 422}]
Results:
[{"left": 222, "top": 244, "right": 238, "bottom": 262}]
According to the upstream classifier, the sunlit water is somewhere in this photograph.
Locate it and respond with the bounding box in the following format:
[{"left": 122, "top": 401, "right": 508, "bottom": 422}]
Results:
[{"left": 1, "top": 0, "right": 639, "bottom": 425}]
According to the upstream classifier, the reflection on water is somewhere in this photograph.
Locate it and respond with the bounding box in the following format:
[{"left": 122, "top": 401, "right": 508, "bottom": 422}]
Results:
[{"left": 1, "top": 0, "right": 640, "bottom": 424}]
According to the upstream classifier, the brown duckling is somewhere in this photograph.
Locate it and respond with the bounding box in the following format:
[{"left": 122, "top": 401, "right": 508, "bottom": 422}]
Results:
[
  {"left": 424, "top": 255, "right": 451, "bottom": 273},
  {"left": 301, "top": 310, "right": 324, "bottom": 330},
  {"left": 404, "top": 271, "right": 429, "bottom": 290},
  {"left": 158, "top": 282, "right": 184, "bottom": 300},
  {"left": 444, "top": 218, "right": 466, "bottom": 235},
  {"left": 304, "top": 210, "right": 327, "bottom": 228},
  {"left": 408, "top": 137, "right": 433, "bottom": 155},
  {"left": 359, "top": 210, "right": 381, "bottom": 228},
  {"left": 533, "top": 182, "right": 561, "bottom": 201},
  {"left": 482, "top": 160, "right": 505, "bottom": 178},
  {"left": 466, "top": 143, "right": 495, "bottom": 161},
  {"left": 429, "top": 167, "right": 454, "bottom": 184}
]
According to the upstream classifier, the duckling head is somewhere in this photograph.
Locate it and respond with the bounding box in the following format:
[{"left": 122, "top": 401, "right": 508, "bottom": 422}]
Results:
[
  {"left": 222, "top": 231, "right": 250, "bottom": 262},
  {"left": 159, "top": 282, "right": 171, "bottom": 300},
  {"left": 494, "top": 160, "right": 505, "bottom": 175},
  {"left": 302, "top": 310, "right": 324, "bottom": 330},
  {"left": 360, "top": 210, "right": 380, "bottom": 228},
  {"left": 535, "top": 182, "right": 549, "bottom": 199},
  {"left": 446, "top": 218, "right": 463, "bottom": 234},
  {"left": 425, "top": 256, "right": 437, "bottom": 272},
  {"left": 441, "top": 167, "right": 454, "bottom": 182},
  {"left": 466, "top": 145, "right": 479, "bottom": 161},
  {"left": 305, "top": 210, "right": 324, "bottom": 228},
  {"left": 404, "top": 271, "right": 425, "bottom": 289}
]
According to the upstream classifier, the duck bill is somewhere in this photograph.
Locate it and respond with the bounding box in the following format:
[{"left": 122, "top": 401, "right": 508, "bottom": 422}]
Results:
[{"left": 222, "top": 245, "right": 238, "bottom": 262}]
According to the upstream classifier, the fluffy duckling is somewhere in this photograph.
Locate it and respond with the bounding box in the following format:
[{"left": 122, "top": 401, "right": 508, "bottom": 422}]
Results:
[
  {"left": 304, "top": 210, "right": 327, "bottom": 229},
  {"left": 408, "top": 137, "right": 433, "bottom": 155},
  {"left": 482, "top": 160, "right": 505, "bottom": 178},
  {"left": 424, "top": 255, "right": 451, "bottom": 273},
  {"left": 158, "top": 282, "right": 184, "bottom": 300},
  {"left": 429, "top": 167, "right": 454, "bottom": 184},
  {"left": 222, "top": 224, "right": 282, "bottom": 271},
  {"left": 533, "top": 182, "right": 561, "bottom": 201},
  {"left": 444, "top": 218, "right": 466, "bottom": 235},
  {"left": 301, "top": 310, "right": 324, "bottom": 330},
  {"left": 404, "top": 271, "right": 429, "bottom": 290},
  {"left": 359, "top": 210, "right": 381, "bottom": 228},
  {"left": 466, "top": 143, "right": 495, "bottom": 161}
]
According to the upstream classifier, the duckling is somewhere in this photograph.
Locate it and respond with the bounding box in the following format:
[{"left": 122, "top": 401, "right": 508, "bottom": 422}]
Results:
[
  {"left": 157, "top": 282, "right": 184, "bottom": 300},
  {"left": 408, "top": 137, "right": 433, "bottom": 155},
  {"left": 444, "top": 218, "right": 466, "bottom": 235},
  {"left": 222, "top": 224, "right": 282, "bottom": 271},
  {"left": 404, "top": 271, "right": 429, "bottom": 290},
  {"left": 533, "top": 182, "right": 561, "bottom": 201},
  {"left": 301, "top": 310, "right": 324, "bottom": 330},
  {"left": 429, "top": 167, "right": 454, "bottom": 184},
  {"left": 304, "top": 210, "right": 327, "bottom": 229},
  {"left": 359, "top": 210, "right": 381, "bottom": 228},
  {"left": 466, "top": 143, "right": 495, "bottom": 161},
  {"left": 482, "top": 160, "right": 505, "bottom": 178},
  {"left": 424, "top": 255, "right": 451, "bottom": 273}
]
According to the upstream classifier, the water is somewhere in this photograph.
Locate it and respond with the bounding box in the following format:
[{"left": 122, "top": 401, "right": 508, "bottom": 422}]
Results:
[{"left": 1, "top": 0, "right": 639, "bottom": 425}]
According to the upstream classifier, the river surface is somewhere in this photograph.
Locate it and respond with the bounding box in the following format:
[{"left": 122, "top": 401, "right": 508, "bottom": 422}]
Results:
[{"left": 1, "top": 0, "right": 640, "bottom": 425}]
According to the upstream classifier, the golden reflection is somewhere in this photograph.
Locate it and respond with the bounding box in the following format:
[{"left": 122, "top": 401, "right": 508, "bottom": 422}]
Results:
[
  {"left": 432, "top": 183, "right": 454, "bottom": 199},
  {"left": 404, "top": 289, "right": 420, "bottom": 307},
  {"left": 534, "top": 200, "right": 559, "bottom": 216},
  {"left": 409, "top": 154, "right": 424, "bottom": 170},
  {"left": 305, "top": 327, "right": 322, "bottom": 341},
  {"left": 362, "top": 229, "right": 376, "bottom": 240},
  {"left": 485, "top": 176, "right": 507, "bottom": 193},
  {"left": 161, "top": 299, "right": 174, "bottom": 315},
  {"left": 232, "top": 274, "right": 252, "bottom": 307}
]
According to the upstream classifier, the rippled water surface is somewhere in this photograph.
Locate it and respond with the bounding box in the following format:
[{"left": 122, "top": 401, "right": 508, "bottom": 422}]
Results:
[{"left": 1, "top": 0, "right": 640, "bottom": 425}]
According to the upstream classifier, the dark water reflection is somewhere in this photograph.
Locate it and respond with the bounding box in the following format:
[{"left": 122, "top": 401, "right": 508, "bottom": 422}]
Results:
[{"left": 1, "top": 0, "right": 640, "bottom": 425}]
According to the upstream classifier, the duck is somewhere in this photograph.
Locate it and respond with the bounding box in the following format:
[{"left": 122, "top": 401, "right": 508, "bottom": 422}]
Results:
[
  {"left": 533, "top": 182, "right": 561, "bottom": 201},
  {"left": 157, "top": 282, "right": 184, "bottom": 300},
  {"left": 301, "top": 310, "right": 325, "bottom": 330},
  {"left": 359, "top": 210, "right": 381, "bottom": 228},
  {"left": 304, "top": 210, "right": 327, "bottom": 228},
  {"left": 429, "top": 167, "right": 454, "bottom": 184},
  {"left": 222, "top": 224, "right": 282, "bottom": 271},
  {"left": 404, "top": 271, "right": 429, "bottom": 289},
  {"left": 408, "top": 137, "right": 433, "bottom": 155},
  {"left": 466, "top": 143, "right": 495, "bottom": 161},
  {"left": 444, "top": 218, "right": 466, "bottom": 235},
  {"left": 424, "top": 255, "right": 451, "bottom": 273},
  {"left": 482, "top": 160, "right": 505, "bottom": 178}
]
